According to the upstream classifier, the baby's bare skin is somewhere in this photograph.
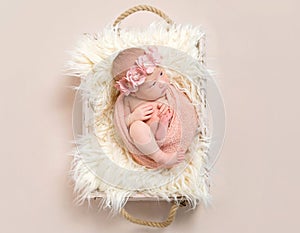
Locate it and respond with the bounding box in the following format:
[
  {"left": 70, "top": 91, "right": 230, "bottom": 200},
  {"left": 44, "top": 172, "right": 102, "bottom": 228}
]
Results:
[
  {"left": 123, "top": 68, "right": 185, "bottom": 168},
  {"left": 125, "top": 95, "right": 170, "bottom": 140}
]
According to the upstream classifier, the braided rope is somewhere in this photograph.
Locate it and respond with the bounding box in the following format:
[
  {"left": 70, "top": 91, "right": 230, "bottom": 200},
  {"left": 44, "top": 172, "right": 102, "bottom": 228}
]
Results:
[
  {"left": 113, "top": 5, "right": 174, "bottom": 27},
  {"left": 120, "top": 202, "right": 179, "bottom": 228}
]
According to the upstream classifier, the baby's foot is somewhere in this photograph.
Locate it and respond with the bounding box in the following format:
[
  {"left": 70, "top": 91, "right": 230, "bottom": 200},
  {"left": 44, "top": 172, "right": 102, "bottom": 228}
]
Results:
[
  {"left": 159, "top": 109, "right": 173, "bottom": 126},
  {"left": 154, "top": 109, "right": 172, "bottom": 141},
  {"left": 150, "top": 149, "right": 185, "bottom": 168}
]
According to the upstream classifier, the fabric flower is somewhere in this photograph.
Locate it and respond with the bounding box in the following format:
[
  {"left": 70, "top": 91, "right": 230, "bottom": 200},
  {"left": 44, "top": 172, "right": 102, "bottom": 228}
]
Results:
[
  {"left": 146, "top": 46, "right": 162, "bottom": 64},
  {"left": 125, "top": 66, "right": 146, "bottom": 87},
  {"left": 136, "top": 47, "right": 162, "bottom": 74},
  {"left": 115, "top": 79, "right": 130, "bottom": 96},
  {"left": 136, "top": 55, "right": 156, "bottom": 74},
  {"left": 114, "top": 46, "right": 162, "bottom": 95}
]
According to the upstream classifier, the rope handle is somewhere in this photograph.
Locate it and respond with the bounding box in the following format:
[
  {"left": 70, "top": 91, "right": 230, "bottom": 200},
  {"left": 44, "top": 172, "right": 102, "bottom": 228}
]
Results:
[
  {"left": 121, "top": 201, "right": 184, "bottom": 228},
  {"left": 112, "top": 5, "right": 205, "bottom": 63},
  {"left": 113, "top": 5, "right": 174, "bottom": 27}
]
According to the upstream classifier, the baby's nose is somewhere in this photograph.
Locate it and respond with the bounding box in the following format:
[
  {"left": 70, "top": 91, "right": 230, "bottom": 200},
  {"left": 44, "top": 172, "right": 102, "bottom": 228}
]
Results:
[{"left": 158, "top": 81, "right": 165, "bottom": 88}]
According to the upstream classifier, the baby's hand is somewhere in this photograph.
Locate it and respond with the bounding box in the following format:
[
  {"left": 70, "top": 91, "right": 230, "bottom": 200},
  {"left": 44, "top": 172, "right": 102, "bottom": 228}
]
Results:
[
  {"left": 131, "top": 103, "right": 154, "bottom": 122},
  {"left": 157, "top": 103, "right": 170, "bottom": 117},
  {"left": 160, "top": 108, "right": 173, "bottom": 124}
]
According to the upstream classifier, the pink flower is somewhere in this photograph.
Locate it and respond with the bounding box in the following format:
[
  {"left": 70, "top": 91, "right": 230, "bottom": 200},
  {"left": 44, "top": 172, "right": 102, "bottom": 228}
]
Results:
[
  {"left": 125, "top": 67, "right": 146, "bottom": 86},
  {"left": 115, "top": 76, "right": 138, "bottom": 96},
  {"left": 114, "top": 46, "right": 163, "bottom": 95},
  {"left": 115, "top": 79, "right": 130, "bottom": 96},
  {"left": 136, "top": 56, "right": 155, "bottom": 74},
  {"left": 136, "top": 46, "right": 162, "bottom": 74},
  {"left": 146, "top": 46, "right": 162, "bottom": 64},
  {"left": 115, "top": 67, "right": 146, "bottom": 96}
]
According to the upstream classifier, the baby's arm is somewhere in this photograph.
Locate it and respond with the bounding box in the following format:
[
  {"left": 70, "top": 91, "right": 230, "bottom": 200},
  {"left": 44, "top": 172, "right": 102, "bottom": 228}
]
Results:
[
  {"left": 124, "top": 98, "right": 154, "bottom": 128},
  {"left": 124, "top": 98, "right": 134, "bottom": 128}
]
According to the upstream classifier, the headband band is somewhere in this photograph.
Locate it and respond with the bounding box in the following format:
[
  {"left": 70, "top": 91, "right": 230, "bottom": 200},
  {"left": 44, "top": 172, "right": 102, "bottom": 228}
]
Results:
[{"left": 114, "top": 47, "right": 162, "bottom": 96}]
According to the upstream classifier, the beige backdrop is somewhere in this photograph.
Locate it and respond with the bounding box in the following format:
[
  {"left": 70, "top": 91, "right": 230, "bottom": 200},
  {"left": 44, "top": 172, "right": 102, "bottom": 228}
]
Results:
[{"left": 1, "top": 0, "right": 299, "bottom": 232}]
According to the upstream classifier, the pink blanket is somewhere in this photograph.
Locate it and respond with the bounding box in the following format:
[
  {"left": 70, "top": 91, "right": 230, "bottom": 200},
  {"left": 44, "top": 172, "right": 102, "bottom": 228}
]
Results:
[{"left": 113, "top": 84, "right": 199, "bottom": 168}]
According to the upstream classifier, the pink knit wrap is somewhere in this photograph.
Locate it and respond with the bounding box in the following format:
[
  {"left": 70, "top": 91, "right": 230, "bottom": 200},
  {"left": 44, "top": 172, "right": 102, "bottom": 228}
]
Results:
[{"left": 113, "top": 84, "right": 200, "bottom": 168}]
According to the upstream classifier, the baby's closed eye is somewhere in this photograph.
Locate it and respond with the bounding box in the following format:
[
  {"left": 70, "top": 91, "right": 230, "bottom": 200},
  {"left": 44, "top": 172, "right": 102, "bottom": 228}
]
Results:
[{"left": 151, "top": 81, "right": 156, "bottom": 87}]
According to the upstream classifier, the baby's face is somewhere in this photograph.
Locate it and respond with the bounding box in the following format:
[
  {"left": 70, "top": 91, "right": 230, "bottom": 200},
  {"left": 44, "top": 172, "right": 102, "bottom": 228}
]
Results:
[{"left": 133, "top": 67, "right": 169, "bottom": 100}]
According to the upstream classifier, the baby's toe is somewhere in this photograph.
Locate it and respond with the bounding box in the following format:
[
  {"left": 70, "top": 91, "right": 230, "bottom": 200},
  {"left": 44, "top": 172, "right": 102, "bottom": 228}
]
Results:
[{"left": 178, "top": 155, "right": 185, "bottom": 162}]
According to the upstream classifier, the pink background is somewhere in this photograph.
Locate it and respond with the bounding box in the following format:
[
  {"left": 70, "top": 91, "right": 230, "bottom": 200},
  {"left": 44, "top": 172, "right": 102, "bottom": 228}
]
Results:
[{"left": 1, "top": 0, "right": 299, "bottom": 232}]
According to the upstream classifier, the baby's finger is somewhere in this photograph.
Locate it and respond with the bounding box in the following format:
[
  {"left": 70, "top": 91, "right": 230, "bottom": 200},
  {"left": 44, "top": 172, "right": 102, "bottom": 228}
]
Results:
[
  {"left": 145, "top": 108, "right": 154, "bottom": 112},
  {"left": 161, "top": 107, "right": 169, "bottom": 115},
  {"left": 167, "top": 109, "right": 173, "bottom": 117},
  {"left": 144, "top": 110, "right": 153, "bottom": 115},
  {"left": 142, "top": 114, "right": 152, "bottom": 120},
  {"left": 159, "top": 105, "right": 168, "bottom": 115},
  {"left": 159, "top": 104, "right": 165, "bottom": 110}
]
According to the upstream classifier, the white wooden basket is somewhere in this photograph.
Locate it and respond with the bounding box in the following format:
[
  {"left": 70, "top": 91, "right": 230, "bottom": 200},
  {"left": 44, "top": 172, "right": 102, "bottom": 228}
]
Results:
[{"left": 67, "top": 5, "right": 211, "bottom": 228}]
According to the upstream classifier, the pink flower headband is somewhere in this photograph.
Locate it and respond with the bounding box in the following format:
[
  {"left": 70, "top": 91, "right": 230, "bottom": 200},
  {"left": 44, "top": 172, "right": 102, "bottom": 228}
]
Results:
[{"left": 114, "top": 47, "right": 162, "bottom": 96}]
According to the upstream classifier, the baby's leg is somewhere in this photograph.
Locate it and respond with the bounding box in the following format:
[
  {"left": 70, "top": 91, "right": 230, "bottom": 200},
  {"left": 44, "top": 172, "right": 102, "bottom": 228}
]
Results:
[
  {"left": 155, "top": 121, "right": 168, "bottom": 141},
  {"left": 129, "top": 120, "right": 185, "bottom": 168},
  {"left": 129, "top": 120, "right": 160, "bottom": 155}
]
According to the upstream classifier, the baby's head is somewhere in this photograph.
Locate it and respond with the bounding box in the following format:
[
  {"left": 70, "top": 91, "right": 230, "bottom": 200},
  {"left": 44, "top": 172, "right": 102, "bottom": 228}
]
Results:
[{"left": 112, "top": 47, "right": 169, "bottom": 100}]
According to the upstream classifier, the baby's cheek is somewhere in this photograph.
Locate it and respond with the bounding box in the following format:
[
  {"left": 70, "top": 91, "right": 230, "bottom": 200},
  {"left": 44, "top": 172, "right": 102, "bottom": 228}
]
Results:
[{"left": 162, "top": 74, "right": 169, "bottom": 83}]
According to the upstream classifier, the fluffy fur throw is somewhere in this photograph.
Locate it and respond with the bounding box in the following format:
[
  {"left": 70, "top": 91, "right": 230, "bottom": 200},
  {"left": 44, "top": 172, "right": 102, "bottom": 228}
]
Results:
[{"left": 65, "top": 21, "right": 211, "bottom": 214}]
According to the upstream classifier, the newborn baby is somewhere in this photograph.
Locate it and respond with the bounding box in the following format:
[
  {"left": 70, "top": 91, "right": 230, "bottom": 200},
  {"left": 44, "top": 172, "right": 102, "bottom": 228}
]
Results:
[{"left": 113, "top": 47, "right": 185, "bottom": 168}]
